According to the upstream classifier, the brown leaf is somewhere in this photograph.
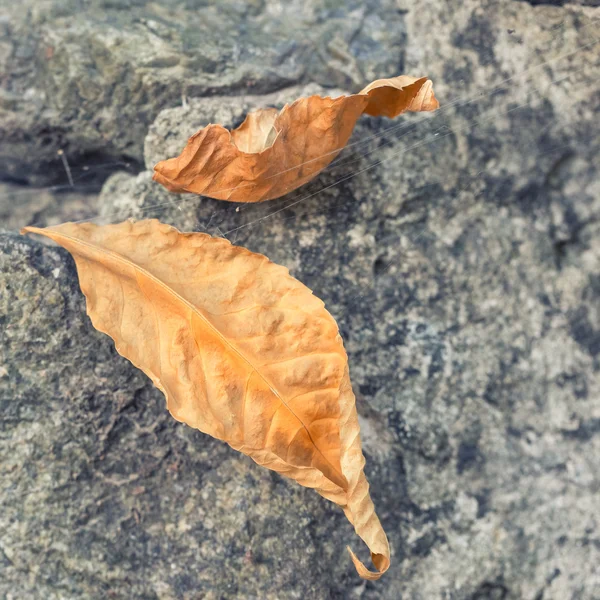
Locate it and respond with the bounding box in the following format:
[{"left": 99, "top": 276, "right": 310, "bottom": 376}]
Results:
[
  {"left": 153, "top": 75, "right": 439, "bottom": 203},
  {"left": 21, "top": 219, "right": 390, "bottom": 579}
]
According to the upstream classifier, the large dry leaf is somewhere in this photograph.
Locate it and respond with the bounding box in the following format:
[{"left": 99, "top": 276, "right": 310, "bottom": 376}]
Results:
[
  {"left": 22, "top": 219, "right": 390, "bottom": 580},
  {"left": 153, "top": 75, "right": 439, "bottom": 203}
]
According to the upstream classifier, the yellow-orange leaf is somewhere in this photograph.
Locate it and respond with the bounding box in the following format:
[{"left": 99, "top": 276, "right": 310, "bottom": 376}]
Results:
[
  {"left": 153, "top": 75, "right": 438, "bottom": 203},
  {"left": 21, "top": 219, "right": 390, "bottom": 580}
]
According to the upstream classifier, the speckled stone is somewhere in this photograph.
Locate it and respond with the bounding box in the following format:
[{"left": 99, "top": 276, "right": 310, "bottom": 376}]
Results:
[
  {"left": 0, "top": 0, "right": 407, "bottom": 186},
  {"left": 2, "top": 0, "right": 600, "bottom": 598}
]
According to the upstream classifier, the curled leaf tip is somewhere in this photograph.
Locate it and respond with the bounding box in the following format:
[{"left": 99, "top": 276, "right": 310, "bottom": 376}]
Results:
[
  {"left": 347, "top": 546, "right": 390, "bottom": 581},
  {"left": 360, "top": 75, "right": 439, "bottom": 117},
  {"left": 152, "top": 74, "right": 439, "bottom": 203}
]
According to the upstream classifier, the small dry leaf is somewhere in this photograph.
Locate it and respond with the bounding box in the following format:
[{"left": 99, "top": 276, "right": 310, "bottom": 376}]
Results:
[
  {"left": 153, "top": 75, "right": 439, "bottom": 203},
  {"left": 21, "top": 219, "right": 390, "bottom": 580}
]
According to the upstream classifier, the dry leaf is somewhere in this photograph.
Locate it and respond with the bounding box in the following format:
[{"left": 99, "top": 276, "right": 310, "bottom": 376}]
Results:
[
  {"left": 21, "top": 219, "right": 390, "bottom": 580},
  {"left": 153, "top": 75, "right": 439, "bottom": 203}
]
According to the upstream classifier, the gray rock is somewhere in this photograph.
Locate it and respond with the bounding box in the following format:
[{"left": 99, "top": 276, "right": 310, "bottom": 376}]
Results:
[
  {"left": 0, "top": 182, "right": 98, "bottom": 231},
  {"left": 2, "top": 0, "right": 600, "bottom": 599},
  {"left": 0, "top": 0, "right": 406, "bottom": 186},
  {"left": 0, "top": 233, "right": 357, "bottom": 600}
]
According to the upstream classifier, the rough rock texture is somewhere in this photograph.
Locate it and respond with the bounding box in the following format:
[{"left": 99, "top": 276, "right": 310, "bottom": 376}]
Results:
[
  {"left": 2, "top": 0, "right": 600, "bottom": 599},
  {"left": 0, "top": 183, "right": 99, "bottom": 231},
  {"left": 0, "top": 0, "right": 406, "bottom": 186},
  {"left": 1, "top": 234, "right": 358, "bottom": 600}
]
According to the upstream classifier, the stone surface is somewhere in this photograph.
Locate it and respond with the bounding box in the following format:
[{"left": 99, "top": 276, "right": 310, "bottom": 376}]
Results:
[
  {"left": 0, "top": 182, "right": 99, "bottom": 231},
  {"left": 2, "top": 0, "right": 600, "bottom": 599},
  {"left": 0, "top": 0, "right": 406, "bottom": 186},
  {"left": 0, "top": 234, "right": 356, "bottom": 600}
]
